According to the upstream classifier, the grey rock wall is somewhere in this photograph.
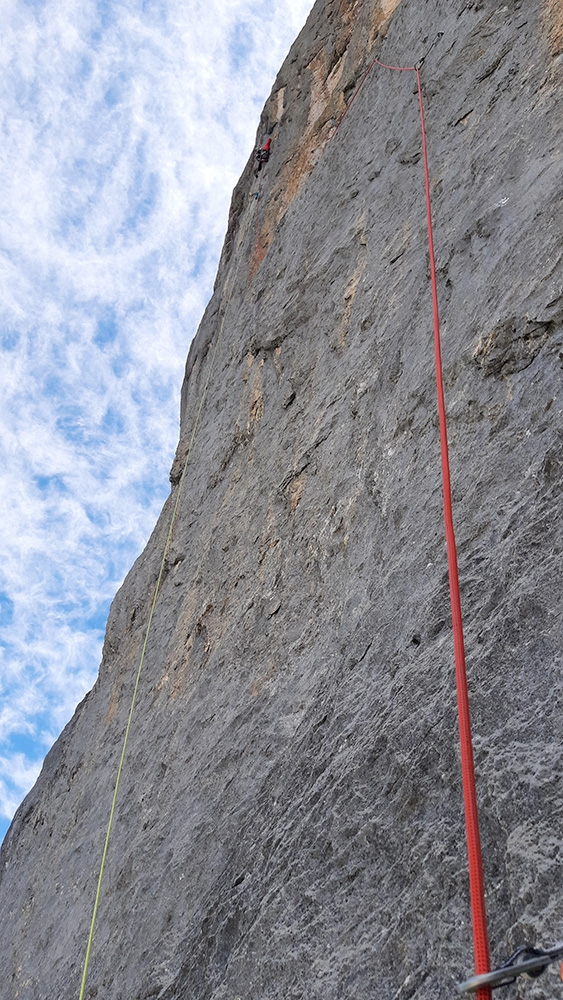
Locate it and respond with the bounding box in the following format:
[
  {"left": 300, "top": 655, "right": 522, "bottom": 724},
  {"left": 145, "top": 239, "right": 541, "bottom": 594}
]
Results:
[{"left": 2, "top": 1, "right": 563, "bottom": 998}]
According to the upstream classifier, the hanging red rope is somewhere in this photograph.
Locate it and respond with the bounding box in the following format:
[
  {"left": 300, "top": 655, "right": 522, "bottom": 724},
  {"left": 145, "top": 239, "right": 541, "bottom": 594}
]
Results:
[
  {"left": 339, "top": 46, "right": 493, "bottom": 999},
  {"left": 415, "top": 65, "right": 492, "bottom": 1000}
]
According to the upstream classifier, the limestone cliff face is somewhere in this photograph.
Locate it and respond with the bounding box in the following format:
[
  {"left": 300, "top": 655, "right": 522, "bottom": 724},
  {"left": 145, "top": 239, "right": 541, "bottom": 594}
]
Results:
[{"left": 2, "top": 2, "right": 563, "bottom": 998}]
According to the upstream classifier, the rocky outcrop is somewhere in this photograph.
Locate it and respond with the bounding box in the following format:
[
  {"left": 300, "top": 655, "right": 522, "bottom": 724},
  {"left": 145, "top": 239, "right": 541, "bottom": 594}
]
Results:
[{"left": 2, "top": 1, "right": 563, "bottom": 998}]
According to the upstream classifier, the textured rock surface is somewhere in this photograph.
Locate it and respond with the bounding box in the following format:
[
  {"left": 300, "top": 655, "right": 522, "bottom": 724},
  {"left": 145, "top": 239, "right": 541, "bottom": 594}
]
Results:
[{"left": 2, "top": 1, "right": 563, "bottom": 998}]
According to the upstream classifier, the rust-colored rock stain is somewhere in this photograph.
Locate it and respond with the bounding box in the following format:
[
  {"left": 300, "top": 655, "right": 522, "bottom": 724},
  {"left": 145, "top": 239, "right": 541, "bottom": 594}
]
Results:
[
  {"left": 543, "top": 0, "right": 563, "bottom": 55},
  {"left": 249, "top": 0, "right": 404, "bottom": 276}
]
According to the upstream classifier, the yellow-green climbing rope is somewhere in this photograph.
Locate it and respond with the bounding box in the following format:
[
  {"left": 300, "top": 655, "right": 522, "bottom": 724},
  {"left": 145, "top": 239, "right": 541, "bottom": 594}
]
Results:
[{"left": 78, "top": 280, "right": 233, "bottom": 1000}]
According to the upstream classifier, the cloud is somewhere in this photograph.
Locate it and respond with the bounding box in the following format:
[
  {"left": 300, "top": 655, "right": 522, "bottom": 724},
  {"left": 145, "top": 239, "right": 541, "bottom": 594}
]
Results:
[
  {"left": 0, "top": 752, "right": 43, "bottom": 823},
  {"left": 0, "top": 0, "right": 315, "bottom": 837}
]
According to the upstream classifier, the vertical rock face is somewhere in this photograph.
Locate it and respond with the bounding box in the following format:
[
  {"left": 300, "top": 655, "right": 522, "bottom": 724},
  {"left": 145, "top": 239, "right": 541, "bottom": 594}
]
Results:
[{"left": 1, "top": 1, "right": 563, "bottom": 998}]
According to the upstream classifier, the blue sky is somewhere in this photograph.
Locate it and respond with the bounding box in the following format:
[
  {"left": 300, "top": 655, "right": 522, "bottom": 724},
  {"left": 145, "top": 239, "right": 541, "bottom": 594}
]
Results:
[{"left": 0, "top": 0, "right": 316, "bottom": 843}]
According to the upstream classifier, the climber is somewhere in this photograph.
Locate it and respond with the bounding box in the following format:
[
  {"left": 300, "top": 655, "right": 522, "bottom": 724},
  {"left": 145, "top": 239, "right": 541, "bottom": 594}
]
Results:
[{"left": 254, "top": 137, "right": 272, "bottom": 177}]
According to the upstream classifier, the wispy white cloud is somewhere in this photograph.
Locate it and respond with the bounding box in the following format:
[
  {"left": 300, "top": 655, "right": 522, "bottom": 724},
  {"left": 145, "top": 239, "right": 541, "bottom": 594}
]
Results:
[
  {"left": 0, "top": 0, "right": 315, "bottom": 836},
  {"left": 0, "top": 752, "right": 43, "bottom": 822}
]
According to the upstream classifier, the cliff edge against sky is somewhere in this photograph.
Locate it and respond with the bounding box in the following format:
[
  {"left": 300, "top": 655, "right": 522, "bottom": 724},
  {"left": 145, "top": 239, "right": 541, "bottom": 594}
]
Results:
[{"left": 2, "top": 1, "right": 563, "bottom": 998}]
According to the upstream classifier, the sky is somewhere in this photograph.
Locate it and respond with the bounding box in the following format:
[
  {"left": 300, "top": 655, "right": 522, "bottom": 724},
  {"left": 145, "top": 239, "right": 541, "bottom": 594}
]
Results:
[{"left": 0, "top": 0, "right": 316, "bottom": 844}]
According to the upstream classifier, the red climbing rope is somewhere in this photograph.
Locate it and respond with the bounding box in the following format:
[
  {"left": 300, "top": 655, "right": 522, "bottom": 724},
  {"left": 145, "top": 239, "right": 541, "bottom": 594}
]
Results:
[
  {"left": 332, "top": 55, "right": 415, "bottom": 136},
  {"left": 415, "top": 66, "right": 492, "bottom": 1000},
  {"left": 353, "top": 51, "right": 493, "bottom": 1000}
]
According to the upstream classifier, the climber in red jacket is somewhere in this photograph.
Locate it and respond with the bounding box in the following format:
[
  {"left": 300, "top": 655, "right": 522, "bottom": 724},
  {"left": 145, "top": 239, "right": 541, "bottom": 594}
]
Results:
[{"left": 254, "top": 137, "right": 272, "bottom": 177}]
